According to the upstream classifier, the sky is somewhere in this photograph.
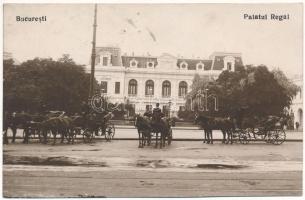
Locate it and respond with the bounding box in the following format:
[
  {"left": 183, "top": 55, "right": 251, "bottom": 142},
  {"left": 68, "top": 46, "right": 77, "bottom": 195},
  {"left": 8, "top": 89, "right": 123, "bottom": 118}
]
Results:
[{"left": 3, "top": 3, "right": 303, "bottom": 76}]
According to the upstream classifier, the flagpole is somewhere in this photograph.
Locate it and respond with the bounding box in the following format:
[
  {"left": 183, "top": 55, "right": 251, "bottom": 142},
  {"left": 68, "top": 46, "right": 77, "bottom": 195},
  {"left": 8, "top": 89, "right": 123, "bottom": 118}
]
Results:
[{"left": 89, "top": 4, "right": 98, "bottom": 99}]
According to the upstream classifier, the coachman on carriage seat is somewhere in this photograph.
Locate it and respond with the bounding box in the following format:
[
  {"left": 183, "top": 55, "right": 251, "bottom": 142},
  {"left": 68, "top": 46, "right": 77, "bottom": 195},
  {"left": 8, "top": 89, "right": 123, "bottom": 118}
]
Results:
[{"left": 152, "top": 103, "right": 165, "bottom": 132}]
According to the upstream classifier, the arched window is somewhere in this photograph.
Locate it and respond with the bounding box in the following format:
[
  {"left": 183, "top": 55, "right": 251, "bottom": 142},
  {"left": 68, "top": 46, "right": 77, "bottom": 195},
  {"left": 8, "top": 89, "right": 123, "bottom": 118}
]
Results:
[
  {"left": 128, "top": 79, "right": 137, "bottom": 96},
  {"left": 162, "top": 80, "right": 171, "bottom": 97},
  {"left": 179, "top": 81, "right": 188, "bottom": 97},
  {"left": 145, "top": 80, "right": 154, "bottom": 95}
]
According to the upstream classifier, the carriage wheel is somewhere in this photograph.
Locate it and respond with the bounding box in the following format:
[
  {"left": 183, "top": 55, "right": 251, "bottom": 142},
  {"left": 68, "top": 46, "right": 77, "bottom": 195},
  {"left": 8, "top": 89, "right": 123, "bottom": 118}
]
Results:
[
  {"left": 239, "top": 131, "right": 250, "bottom": 144},
  {"left": 270, "top": 129, "right": 286, "bottom": 145},
  {"left": 83, "top": 129, "right": 94, "bottom": 143},
  {"left": 167, "top": 128, "right": 173, "bottom": 145},
  {"left": 232, "top": 129, "right": 242, "bottom": 143},
  {"left": 252, "top": 128, "right": 262, "bottom": 140},
  {"left": 232, "top": 132, "right": 238, "bottom": 143},
  {"left": 105, "top": 123, "right": 115, "bottom": 141},
  {"left": 253, "top": 129, "right": 270, "bottom": 143}
]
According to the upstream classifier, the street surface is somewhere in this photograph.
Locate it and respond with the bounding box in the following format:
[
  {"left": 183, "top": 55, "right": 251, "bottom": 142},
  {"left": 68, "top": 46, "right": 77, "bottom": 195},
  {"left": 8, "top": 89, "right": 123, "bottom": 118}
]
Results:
[{"left": 3, "top": 128, "right": 303, "bottom": 197}]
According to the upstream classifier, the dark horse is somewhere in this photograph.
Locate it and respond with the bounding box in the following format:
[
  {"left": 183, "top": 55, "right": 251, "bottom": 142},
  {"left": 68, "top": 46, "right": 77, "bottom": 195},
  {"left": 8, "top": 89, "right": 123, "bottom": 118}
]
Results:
[
  {"left": 3, "top": 112, "right": 45, "bottom": 144},
  {"left": 3, "top": 111, "right": 10, "bottom": 144},
  {"left": 39, "top": 114, "right": 75, "bottom": 145},
  {"left": 134, "top": 114, "right": 152, "bottom": 148},
  {"left": 195, "top": 114, "right": 234, "bottom": 144},
  {"left": 135, "top": 114, "right": 172, "bottom": 148}
]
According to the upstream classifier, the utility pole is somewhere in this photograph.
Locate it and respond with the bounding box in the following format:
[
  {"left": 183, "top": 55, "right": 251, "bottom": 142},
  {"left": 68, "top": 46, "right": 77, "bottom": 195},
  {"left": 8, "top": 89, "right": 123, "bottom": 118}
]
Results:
[
  {"left": 205, "top": 89, "right": 208, "bottom": 111},
  {"left": 89, "top": 4, "right": 98, "bottom": 99}
]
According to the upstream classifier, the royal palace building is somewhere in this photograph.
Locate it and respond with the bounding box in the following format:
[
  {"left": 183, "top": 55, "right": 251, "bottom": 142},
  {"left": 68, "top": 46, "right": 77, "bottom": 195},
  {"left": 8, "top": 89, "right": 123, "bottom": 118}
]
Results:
[{"left": 85, "top": 46, "right": 243, "bottom": 116}]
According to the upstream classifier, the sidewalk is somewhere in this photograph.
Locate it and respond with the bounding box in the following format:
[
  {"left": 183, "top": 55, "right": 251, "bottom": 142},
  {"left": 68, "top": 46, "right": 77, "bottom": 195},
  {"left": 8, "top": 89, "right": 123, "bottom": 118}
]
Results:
[
  {"left": 113, "top": 126, "right": 303, "bottom": 141},
  {"left": 6, "top": 127, "right": 303, "bottom": 142},
  {"left": 118, "top": 128, "right": 303, "bottom": 141}
]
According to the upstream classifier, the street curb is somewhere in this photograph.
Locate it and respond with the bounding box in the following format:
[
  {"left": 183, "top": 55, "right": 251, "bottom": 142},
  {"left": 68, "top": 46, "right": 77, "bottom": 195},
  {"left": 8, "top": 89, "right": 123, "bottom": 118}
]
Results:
[
  {"left": 113, "top": 126, "right": 304, "bottom": 132},
  {"left": 115, "top": 127, "right": 199, "bottom": 130},
  {"left": 7, "top": 137, "right": 302, "bottom": 142},
  {"left": 105, "top": 138, "right": 303, "bottom": 142}
]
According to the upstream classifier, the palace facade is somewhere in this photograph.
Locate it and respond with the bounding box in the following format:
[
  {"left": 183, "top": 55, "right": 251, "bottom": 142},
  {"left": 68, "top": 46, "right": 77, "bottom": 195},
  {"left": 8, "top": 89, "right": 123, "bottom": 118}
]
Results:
[{"left": 85, "top": 46, "right": 243, "bottom": 116}]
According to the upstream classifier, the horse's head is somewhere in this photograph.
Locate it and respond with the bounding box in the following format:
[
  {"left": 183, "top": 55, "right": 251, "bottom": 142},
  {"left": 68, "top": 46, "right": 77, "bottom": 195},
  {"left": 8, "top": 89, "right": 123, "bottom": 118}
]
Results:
[{"left": 194, "top": 113, "right": 208, "bottom": 124}]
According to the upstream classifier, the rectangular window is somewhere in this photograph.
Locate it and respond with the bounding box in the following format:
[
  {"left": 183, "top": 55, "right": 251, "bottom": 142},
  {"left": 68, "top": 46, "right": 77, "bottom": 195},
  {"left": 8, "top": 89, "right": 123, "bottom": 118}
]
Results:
[
  {"left": 162, "top": 105, "right": 170, "bottom": 117},
  {"left": 101, "top": 81, "right": 107, "bottom": 94},
  {"left": 179, "top": 106, "right": 186, "bottom": 111},
  {"left": 115, "top": 82, "right": 120, "bottom": 94},
  {"left": 227, "top": 62, "right": 232, "bottom": 71},
  {"left": 103, "top": 57, "right": 108, "bottom": 66}
]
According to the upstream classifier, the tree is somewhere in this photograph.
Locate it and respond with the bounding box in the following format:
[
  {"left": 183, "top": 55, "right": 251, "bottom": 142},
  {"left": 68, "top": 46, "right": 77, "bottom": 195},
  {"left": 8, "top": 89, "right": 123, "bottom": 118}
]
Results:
[
  {"left": 272, "top": 69, "right": 299, "bottom": 99},
  {"left": 183, "top": 74, "right": 216, "bottom": 113},
  {"left": 57, "top": 54, "right": 76, "bottom": 64},
  {"left": 3, "top": 55, "right": 98, "bottom": 114},
  {"left": 185, "top": 65, "right": 297, "bottom": 124},
  {"left": 188, "top": 73, "right": 214, "bottom": 97}
]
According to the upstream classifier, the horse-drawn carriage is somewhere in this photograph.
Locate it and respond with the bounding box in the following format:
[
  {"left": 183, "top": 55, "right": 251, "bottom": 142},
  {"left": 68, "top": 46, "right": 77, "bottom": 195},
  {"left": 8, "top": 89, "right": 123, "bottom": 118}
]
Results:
[
  {"left": 195, "top": 114, "right": 287, "bottom": 145},
  {"left": 38, "top": 111, "right": 116, "bottom": 144},
  {"left": 233, "top": 116, "right": 286, "bottom": 145},
  {"left": 134, "top": 114, "right": 173, "bottom": 148},
  {"left": 81, "top": 112, "right": 115, "bottom": 143},
  {"left": 3, "top": 110, "right": 116, "bottom": 144}
]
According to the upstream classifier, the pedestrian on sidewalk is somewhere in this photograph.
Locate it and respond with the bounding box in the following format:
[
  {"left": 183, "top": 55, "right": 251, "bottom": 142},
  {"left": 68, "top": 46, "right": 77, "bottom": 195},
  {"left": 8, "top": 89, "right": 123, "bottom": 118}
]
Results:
[{"left": 295, "top": 122, "right": 299, "bottom": 130}]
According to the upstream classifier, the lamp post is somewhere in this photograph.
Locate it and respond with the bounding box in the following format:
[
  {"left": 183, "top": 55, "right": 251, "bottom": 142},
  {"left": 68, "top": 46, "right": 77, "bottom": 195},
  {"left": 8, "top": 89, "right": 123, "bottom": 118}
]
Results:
[{"left": 205, "top": 88, "right": 209, "bottom": 111}]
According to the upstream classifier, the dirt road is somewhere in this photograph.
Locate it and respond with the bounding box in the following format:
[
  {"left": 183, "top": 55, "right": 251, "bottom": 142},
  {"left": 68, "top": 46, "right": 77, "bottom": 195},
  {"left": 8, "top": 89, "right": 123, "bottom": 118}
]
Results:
[{"left": 3, "top": 140, "right": 303, "bottom": 197}]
